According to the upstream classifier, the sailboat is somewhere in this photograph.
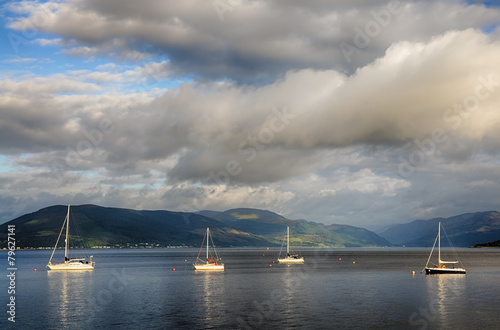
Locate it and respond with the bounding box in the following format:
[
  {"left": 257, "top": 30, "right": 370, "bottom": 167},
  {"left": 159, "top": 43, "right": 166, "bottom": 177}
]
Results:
[
  {"left": 278, "top": 226, "right": 304, "bottom": 264},
  {"left": 47, "top": 205, "right": 95, "bottom": 270},
  {"left": 424, "top": 221, "right": 465, "bottom": 274},
  {"left": 194, "top": 227, "right": 224, "bottom": 270}
]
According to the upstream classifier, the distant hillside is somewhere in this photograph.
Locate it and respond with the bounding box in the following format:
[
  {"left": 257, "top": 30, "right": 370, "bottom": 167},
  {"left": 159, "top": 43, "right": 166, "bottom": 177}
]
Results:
[
  {"left": 473, "top": 239, "right": 500, "bottom": 248},
  {"left": 0, "top": 205, "right": 267, "bottom": 248},
  {"left": 0, "top": 205, "right": 390, "bottom": 248},
  {"left": 379, "top": 211, "right": 500, "bottom": 247},
  {"left": 325, "top": 223, "right": 391, "bottom": 247},
  {"left": 212, "top": 208, "right": 391, "bottom": 247}
]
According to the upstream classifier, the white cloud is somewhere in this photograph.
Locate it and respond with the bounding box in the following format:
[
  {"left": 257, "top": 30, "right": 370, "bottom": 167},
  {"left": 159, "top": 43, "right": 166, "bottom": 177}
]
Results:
[
  {"left": 0, "top": 74, "right": 100, "bottom": 94},
  {"left": 7, "top": 0, "right": 500, "bottom": 81},
  {"left": 1, "top": 0, "right": 500, "bottom": 229}
]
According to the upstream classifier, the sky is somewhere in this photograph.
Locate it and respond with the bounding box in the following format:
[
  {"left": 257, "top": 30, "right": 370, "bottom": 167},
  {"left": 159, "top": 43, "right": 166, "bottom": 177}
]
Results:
[{"left": 1, "top": 0, "right": 500, "bottom": 230}]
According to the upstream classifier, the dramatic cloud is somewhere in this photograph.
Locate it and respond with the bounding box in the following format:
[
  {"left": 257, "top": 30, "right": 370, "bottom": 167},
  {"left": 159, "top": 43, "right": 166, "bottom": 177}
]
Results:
[
  {"left": 1, "top": 0, "right": 500, "bottom": 228},
  {"left": 7, "top": 0, "right": 500, "bottom": 81}
]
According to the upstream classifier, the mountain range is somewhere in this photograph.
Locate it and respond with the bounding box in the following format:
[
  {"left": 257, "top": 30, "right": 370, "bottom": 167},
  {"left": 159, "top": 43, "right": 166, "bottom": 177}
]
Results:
[
  {"left": 377, "top": 211, "right": 500, "bottom": 247},
  {"left": 0, "top": 205, "right": 390, "bottom": 248},
  {"left": 1, "top": 205, "right": 499, "bottom": 249}
]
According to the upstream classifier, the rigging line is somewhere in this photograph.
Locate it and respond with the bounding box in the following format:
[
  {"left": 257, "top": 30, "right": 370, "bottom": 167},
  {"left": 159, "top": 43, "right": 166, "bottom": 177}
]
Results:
[
  {"left": 441, "top": 224, "right": 465, "bottom": 267},
  {"left": 70, "top": 207, "right": 78, "bottom": 256},
  {"left": 288, "top": 236, "right": 299, "bottom": 256},
  {"left": 424, "top": 232, "right": 439, "bottom": 271},
  {"left": 48, "top": 213, "right": 68, "bottom": 263},
  {"left": 278, "top": 230, "right": 286, "bottom": 257},
  {"left": 195, "top": 231, "right": 207, "bottom": 263},
  {"left": 209, "top": 230, "right": 220, "bottom": 260},
  {"left": 72, "top": 209, "right": 81, "bottom": 240},
  {"left": 70, "top": 207, "right": 86, "bottom": 259}
]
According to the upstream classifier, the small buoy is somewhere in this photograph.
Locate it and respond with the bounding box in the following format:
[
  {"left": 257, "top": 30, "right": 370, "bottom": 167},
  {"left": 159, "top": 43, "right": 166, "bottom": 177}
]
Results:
[
  {"left": 412, "top": 271, "right": 415, "bottom": 275},
  {"left": 352, "top": 261, "right": 355, "bottom": 264},
  {"left": 172, "top": 268, "right": 176, "bottom": 271},
  {"left": 269, "top": 264, "right": 272, "bottom": 267},
  {"left": 34, "top": 269, "right": 37, "bottom": 272},
  {"left": 267, "top": 247, "right": 269, "bottom": 250},
  {"left": 263, "top": 254, "right": 265, "bottom": 256},
  {"left": 338, "top": 258, "right": 341, "bottom": 261},
  {"left": 184, "top": 259, "right": 187, "bottom": 262},
  {"left": 272, "top": 261, "right": 275, "bottom": 263}
]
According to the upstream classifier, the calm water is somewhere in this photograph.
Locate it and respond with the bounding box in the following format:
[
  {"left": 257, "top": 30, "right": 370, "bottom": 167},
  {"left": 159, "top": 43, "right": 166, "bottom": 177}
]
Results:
[{"left": 2, "top": 248, "right": 500, "bottom": 329}]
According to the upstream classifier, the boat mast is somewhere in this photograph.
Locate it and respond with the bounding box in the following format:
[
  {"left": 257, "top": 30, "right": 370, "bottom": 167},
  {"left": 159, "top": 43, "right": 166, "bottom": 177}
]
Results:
[
  {"left": 206, "top": 228, "right": 209, "bottom": 263},
  {"left": 65, "top": 205, "right": 70, "bottom": 261},
  {"left": 287, "top": 226, "right": 290, "bottom": 255},
  {"left": 438, "top": 220, "right": 441, "bottom": 266}
]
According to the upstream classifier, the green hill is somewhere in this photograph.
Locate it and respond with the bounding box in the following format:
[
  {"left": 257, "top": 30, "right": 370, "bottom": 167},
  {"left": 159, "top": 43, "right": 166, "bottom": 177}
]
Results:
[
  {"left": 211, "top": 208, "right": 390, "bottom": 247},
  {"left": 0, "top": 205, "right": 267, "bottom": 248},
  {"left": 0, "top": 205, "right": 390, "bottom": 248}
]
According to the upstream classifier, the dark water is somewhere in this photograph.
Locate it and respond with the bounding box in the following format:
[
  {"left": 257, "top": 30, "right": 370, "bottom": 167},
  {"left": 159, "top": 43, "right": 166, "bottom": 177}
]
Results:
[{"left": 2, "top": 248, "right": 500, "bottom": 329}]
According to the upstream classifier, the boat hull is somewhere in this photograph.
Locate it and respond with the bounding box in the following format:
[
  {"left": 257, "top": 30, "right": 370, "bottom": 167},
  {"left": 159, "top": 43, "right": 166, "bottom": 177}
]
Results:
[
  {"left": 47, "top": 205, "right": 96, "bottom": 271},
  {"left": 194, "top": 263, "right": 224, "bottom": 271},
  {"left": 425, "top": 267, "right": 466, "bottom": 274},
  {"left": 47, "top": 262, "right": 94, "bottom": 270},
  {"left": 278, "top": 257, "right": 304, "bottom": 264}
]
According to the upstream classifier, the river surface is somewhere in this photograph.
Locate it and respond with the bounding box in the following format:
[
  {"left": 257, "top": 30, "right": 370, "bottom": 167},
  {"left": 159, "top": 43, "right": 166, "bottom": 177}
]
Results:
[{"left": 2, "top": 247, "right": 500, "bottom": 329}]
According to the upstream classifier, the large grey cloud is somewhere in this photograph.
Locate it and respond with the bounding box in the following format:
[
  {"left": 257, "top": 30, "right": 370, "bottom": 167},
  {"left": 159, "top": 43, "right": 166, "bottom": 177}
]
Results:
[
  {"left": 7, "top": 0, "right": 500, "bottom": 82},
  {"left": 1, "top": 0, "right": 500, "bottom": 228},
  {"left": 116, "top": 29, "right": 500, "bottom": 184}
]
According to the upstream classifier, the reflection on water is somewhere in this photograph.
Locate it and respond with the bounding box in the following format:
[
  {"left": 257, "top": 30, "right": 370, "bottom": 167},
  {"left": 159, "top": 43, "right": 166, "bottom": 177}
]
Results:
[
  {"left": 279, "top": 263, "right": 310, "bottom": 325},
  {"left": 10, "top": 248, "right": 500, "bottom": 329},
  {"left": 282, "top": 265, "right": 301, "bottom": 312},
  {"left": 425, "top": 274, "right": 467, "bottom": 328},
  {"left": 47, "top": 271, "right": 95, "bottom": 327},
  {"left": 196, "top": 271, "right": 227, "bottom": 327}
]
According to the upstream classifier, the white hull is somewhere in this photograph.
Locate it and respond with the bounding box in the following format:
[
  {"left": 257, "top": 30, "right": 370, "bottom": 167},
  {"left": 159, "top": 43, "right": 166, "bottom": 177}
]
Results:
[
  {"left": 193, "top": 228, "right": 224, "bottom": 271},
  {"left": 278, "top": 257, "right": 304, "bottom": 264},
  {"left": 47, "top": 205, "right": 95, "bottom": 271},
  {"left": 194, "top": 263, "right": 225, "bottom": 271},
  {"left": 47, "top": 262, "right": 94, "bottom": 270},
  {"left": 423, "top": 221, "right": 465, "bottom": 275},
  {"left": 279, "top": 226, "right": 304, "bottom": 264},
  {"left": 425, "top": 267, "right": 466, "bottom": 274}
]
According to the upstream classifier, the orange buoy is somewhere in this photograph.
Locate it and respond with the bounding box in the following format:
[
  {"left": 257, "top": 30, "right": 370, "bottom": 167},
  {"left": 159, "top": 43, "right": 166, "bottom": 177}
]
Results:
[
  {"left": 338, "top": 258, "right": 341, "bottom": 261},
  {"left": 172, "top": 268, "right": 176, "bottom": 271},
  {"left": 272, "top": 261, "right": 275, "bottom": 263},
  {"left": 34, "top": 269, "right": 37, "bottom": 272}
]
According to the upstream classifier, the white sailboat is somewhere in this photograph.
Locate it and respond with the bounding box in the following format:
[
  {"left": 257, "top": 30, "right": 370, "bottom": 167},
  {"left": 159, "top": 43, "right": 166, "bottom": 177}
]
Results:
[
  {"left": 194, "top": 227, "right": 224, "bottom": 270},
  {"left": 47, "top": 205, "right": 94, "bottom": 270},
  {"left": 424, "top": 221, "right": 465, "bottom": 274},
  {"left": 278, "top": 226, "right": 304, "bottom": 264}
]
